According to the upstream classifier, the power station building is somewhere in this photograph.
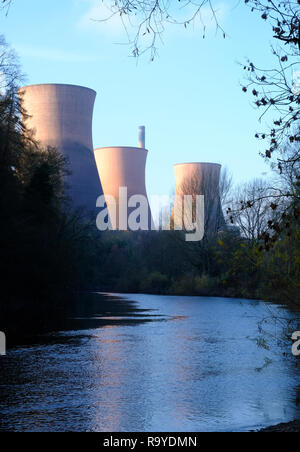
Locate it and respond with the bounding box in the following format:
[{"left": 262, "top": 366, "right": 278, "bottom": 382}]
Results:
[
  {"left": 173, "top": 162, "right": 226, "bottom": 234},
  {"left": 94, "top": 127, "right": 153, "bottom": 230},
  {"left": 19, "top": 83, "right": 102, "bottom": 215},
  {"left": 19, "top": 82, "right": 230, "bottom": 234}
]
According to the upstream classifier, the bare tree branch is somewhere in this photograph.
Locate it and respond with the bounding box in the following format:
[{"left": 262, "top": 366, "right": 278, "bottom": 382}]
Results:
[{"left": 94, "top": 0, "right": 226, "bottom": 59}]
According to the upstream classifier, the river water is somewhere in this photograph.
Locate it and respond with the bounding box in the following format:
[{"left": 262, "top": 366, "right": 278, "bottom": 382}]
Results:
[{"left": 0, "top": 293, "right": 299, "bottom": 432}]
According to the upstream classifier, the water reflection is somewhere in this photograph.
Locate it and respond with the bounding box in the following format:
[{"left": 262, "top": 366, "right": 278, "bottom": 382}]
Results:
[{"left": 0, "top": 293, "right": 299, "bottom": 431}]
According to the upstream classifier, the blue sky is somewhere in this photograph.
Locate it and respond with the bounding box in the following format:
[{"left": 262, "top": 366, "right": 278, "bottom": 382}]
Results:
[{"left": 0, "top": 0, "right": 277, "bottom": 197}]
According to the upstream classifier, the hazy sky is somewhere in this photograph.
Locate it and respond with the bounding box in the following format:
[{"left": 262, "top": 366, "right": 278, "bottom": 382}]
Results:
[{"left": 0, "top": 0, "right": 278, "bottom": 197}]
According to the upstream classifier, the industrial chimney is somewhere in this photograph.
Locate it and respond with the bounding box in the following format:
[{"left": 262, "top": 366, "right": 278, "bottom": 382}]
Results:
[
  {"left": 18, "top": 83, "right": 102, "bottom": 215},
  {"left": 138, "top": 126, "right": 145, "bottom": 149},
  {"left": 173, "top": 162, "right": 226, "bottom": 234},
  {"left": 94, "top": 127, "right": 153, "bottom": 230}
]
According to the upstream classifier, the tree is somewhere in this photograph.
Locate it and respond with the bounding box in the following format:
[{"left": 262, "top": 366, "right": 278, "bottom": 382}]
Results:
[
  {"left": 94, "top": 0, "right": 226, "bottom": 58},
  {"left": 241, "top": 1, "right": 299, "bottom": 216},
  {"left": 0, "top": 0, "right": 12, "bottom": 14},
  {"left": 0, "top": 34, "right": 104, "bottom": 317},
  {"left": 231, "top": 178, "right": 274, "bottom": 241},
  {"left": 219, "top": 166, "right": 234, "bottom": 213},
  {"left": 0, "top": 35, "right": 26, "bottom": 212},
  {"left": 0, "top": 0, "right": 222, "bottom": 60},
  {"left": 227, "top": 150, "right": 299, "bottom": 249}
]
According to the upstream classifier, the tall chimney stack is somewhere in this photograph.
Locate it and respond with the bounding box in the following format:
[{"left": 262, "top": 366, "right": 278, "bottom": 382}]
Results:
[{"left": 138, "top": 126, "right": 145, "bottom": 149}]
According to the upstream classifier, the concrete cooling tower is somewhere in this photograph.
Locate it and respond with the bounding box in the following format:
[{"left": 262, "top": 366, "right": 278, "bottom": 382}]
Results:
[
  {"left": 18, "top": 83, "right": 102, "bottom": 215},
  {"left": 94, "top": 127, "right": 153, "bottom": 230},
  {"left": 173, "top": 162, "right": 226, "bottom": 234}
]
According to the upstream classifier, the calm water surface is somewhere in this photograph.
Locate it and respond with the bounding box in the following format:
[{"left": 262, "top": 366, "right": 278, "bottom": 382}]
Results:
[{"left": 0, "top": 293, "right": 299, "bottom": 432}]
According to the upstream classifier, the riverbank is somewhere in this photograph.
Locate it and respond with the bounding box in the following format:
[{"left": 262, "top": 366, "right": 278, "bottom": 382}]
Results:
[
  {"left": 259, "top": 420, "right": 300, "bottom": 432},
  {"left": 2, "top": 288, "right": 299, "bottom": 346},
  {"left": 103, "top": 284, "right": 300, "bottom": 310}
]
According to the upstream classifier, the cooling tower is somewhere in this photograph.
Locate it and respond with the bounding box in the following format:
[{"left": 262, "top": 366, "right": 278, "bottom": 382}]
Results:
[
  {"left": 173, "top": 162, "right": 226, "bottom": 234},
  {"left": 18, "top": 83, "right": 102, "bottom": 215},
  {"left": 94, "top": 130, "right": 153, "bottom": 230}
]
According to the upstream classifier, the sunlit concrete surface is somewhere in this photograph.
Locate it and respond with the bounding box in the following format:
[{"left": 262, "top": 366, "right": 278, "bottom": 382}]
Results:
[
  {"left": 94, "top": 146, "right": 153, "bottom": 230},
  {"left": 19, "top": 83, "right": 102, "bottom": 215},
  {"left": 173, "top": 162, "right": 226, "bottom": 233}
]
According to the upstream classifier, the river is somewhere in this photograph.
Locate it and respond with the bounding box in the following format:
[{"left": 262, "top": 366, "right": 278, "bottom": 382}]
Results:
[{"left": 0, "top": 293, "right": 299, "bottom": 432}]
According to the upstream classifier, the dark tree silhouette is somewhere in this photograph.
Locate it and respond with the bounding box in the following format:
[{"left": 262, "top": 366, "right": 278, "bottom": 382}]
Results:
[
  {"left": 242, "top": 1, "right": 299, "bottom": 167},
  {"left": 231, "top": 179, "right": 275, "bottom": 241},
  {"left": 233, "top": 1, "right": 300, "bottom": 247}
]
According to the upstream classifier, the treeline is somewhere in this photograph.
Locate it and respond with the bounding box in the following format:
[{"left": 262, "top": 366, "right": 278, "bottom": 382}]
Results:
[
  {"left": 97, "top": 223, "right": 300, "bottom": 308},
  {"left": 97, "top": 159, "right": 300, "bottom": 308}
]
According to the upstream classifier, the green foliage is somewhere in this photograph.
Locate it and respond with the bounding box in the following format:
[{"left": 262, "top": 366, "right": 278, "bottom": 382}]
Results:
[
  {"left": 171, "top": 276, "right": 196, "bottom": 296},
  {"left": 140, "top": 272, "right": 169, "bottom": 294},
  {"left": 256, "top": 337, "right": 270, "bottom": 351}
]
